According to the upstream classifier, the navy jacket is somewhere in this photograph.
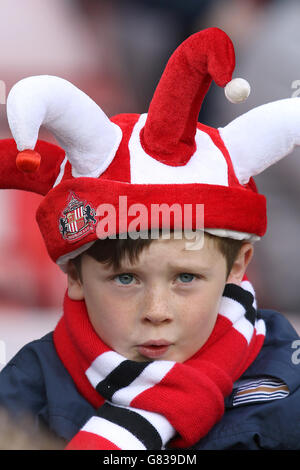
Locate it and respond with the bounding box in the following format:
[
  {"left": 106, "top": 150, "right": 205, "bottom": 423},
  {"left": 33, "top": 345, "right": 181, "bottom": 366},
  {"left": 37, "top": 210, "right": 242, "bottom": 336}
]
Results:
[{"left": 0, "top": 309, "right": 300, "bottom": 450}]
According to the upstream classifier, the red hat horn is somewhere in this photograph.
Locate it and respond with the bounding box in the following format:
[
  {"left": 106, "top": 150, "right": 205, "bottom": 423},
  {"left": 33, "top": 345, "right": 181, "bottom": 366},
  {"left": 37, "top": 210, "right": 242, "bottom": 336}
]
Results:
[{"left": 141, "top": 28, "right": 235, "bottom": 165}]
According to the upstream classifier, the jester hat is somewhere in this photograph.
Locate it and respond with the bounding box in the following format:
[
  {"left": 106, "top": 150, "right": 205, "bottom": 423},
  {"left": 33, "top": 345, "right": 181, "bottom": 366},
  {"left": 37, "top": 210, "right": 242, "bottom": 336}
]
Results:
[{"left": 1, "top": 28, "right": 299, "bottom": 271}]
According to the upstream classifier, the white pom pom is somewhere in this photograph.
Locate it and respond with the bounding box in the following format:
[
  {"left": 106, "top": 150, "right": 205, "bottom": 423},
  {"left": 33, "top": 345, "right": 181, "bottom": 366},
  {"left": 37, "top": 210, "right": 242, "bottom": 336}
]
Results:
[{"left": 224, "top": 78, "right": 251, "bottom": 104}]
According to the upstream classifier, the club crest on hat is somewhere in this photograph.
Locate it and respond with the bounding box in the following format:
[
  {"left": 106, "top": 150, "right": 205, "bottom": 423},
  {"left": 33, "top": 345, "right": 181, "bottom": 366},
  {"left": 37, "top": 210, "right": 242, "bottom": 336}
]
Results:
[{"left": 59, "top": 192, "right": 97, "bottom": 243}]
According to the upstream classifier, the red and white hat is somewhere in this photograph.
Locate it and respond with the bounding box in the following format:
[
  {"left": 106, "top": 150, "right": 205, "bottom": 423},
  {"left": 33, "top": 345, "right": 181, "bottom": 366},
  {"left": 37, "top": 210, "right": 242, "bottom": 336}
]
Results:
[{"left": 1, "top": 28, "right": 299, "bottom": 270}]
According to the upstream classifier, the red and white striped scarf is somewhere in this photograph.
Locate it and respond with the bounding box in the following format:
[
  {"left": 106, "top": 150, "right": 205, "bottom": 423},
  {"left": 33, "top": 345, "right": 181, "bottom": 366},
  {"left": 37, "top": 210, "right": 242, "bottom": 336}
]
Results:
[{"left": 53, "top": 279, "right": 266, "bottom": 450}]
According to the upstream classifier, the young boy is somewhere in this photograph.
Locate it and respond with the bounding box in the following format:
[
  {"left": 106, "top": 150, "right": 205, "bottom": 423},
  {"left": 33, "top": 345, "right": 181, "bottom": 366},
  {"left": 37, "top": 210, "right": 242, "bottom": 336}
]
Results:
[
  {"left": 67, "top": 232, "right": 251, "bottom": 364},
  {"left": 0, "top": 27, "right": 300, "bottom": 450}
]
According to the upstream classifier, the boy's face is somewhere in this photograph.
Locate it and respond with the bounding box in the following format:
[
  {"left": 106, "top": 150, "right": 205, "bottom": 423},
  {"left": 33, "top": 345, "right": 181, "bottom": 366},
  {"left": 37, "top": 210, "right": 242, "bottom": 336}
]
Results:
[{"left": 68, "top": 235, "right": 252, "bottom": 363}]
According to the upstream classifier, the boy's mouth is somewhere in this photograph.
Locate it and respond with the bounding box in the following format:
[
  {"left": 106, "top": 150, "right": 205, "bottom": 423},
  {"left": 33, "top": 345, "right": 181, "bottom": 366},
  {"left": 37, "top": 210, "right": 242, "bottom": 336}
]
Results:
[{"left": 137, "top": 340, "right": 172, "bottom": 359}]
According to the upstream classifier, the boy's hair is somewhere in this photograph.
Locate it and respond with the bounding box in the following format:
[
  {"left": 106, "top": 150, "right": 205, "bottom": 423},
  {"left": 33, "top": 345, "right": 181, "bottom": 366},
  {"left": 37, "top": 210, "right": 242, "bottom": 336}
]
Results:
[{"left": 70, "top": 231, "right": 245, "bottom": 280}]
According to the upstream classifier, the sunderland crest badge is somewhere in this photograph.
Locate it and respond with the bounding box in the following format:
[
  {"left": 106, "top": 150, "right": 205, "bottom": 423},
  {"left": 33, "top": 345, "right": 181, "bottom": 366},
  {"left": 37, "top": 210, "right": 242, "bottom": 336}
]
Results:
[{"left": 59, "top": 193, "right": 97, "bottom": 242}]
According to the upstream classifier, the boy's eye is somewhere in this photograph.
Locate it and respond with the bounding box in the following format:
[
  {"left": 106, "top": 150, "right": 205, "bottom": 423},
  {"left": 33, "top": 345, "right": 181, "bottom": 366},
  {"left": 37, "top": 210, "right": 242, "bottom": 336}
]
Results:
[
  {"left": 114, "top": 273, "right": 135, "bottom": 285},
  {"left": 113, "top": 272, "right": 198, "bottom": 285},
  {"left": 178, "top": 273, "right": 196, "bottom": 283}
]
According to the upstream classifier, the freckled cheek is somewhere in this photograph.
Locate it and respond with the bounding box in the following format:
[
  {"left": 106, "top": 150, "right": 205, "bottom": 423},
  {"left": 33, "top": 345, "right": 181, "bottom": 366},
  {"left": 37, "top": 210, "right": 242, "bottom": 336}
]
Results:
[
  {"left": 183, "top": 294, "right": 220, "bottom": 331},
  {"left": 91, "top": 295, "right": 138, "bottom": 336},
  {"left": 88, "top": 307, "right": 132, "bottom": 352},
  {"left": 187, "top": 309, "right": 214, "bottom": 334}
]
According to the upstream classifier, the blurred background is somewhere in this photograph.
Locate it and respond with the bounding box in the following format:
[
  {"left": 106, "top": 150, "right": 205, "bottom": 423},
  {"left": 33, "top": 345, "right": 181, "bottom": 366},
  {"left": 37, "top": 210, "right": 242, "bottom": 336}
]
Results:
[{"left": 0, "top": 0, "right": 300, "bottom": 369}]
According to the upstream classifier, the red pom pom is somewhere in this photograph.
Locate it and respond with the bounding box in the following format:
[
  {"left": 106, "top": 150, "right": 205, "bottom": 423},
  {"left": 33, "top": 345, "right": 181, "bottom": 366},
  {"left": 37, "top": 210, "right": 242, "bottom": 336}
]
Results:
[{"left": 16, "top": 150, "right": 41, "bottom": 173}]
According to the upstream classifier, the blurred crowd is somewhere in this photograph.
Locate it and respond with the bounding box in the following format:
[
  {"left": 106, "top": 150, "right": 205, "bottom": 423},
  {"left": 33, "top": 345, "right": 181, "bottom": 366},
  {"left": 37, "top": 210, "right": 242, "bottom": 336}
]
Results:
[{"left": 0, "top": 0, "right": 299, "bottom": 316}]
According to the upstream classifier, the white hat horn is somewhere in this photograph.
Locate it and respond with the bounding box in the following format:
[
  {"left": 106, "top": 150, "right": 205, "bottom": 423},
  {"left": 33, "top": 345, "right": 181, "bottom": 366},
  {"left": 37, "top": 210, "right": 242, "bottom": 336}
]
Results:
[
  {"left": 219, "top": 98, "right": 300, "bottom": 184},
  {"left": 7, "top": 75, "right": 122, "bottom": 178}
]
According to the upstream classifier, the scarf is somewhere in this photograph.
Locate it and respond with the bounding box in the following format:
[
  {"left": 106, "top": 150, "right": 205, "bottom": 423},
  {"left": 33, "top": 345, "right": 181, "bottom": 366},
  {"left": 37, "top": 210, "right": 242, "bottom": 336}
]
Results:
[{"left": 53, "top": 279, "right": 266, "bottom": 450}]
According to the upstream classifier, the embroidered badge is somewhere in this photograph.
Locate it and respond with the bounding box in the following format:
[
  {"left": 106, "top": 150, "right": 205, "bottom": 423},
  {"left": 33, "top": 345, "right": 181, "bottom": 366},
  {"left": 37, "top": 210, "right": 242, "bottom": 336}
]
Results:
[
  {"left": 232, "top": 376, "right": 289, "bottom": 406},
  {"left": 59, "top": 193, "right": 97, "bottom": 242}
]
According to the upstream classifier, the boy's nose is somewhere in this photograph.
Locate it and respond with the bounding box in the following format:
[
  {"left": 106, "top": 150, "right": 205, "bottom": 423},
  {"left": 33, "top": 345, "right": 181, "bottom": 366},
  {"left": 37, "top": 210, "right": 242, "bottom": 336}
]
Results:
[{"left": 141, "top": 290, "right": 173, "bottom": 325}]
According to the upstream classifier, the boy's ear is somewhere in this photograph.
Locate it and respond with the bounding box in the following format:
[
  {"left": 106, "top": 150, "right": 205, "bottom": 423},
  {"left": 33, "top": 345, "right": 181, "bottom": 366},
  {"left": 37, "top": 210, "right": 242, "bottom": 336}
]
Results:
[
  {"left": 67, "top": 261, "right": 84, "bottom": 300},
  {"left": 227, "top": 242, "right": 254, "bottom": 285}
]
